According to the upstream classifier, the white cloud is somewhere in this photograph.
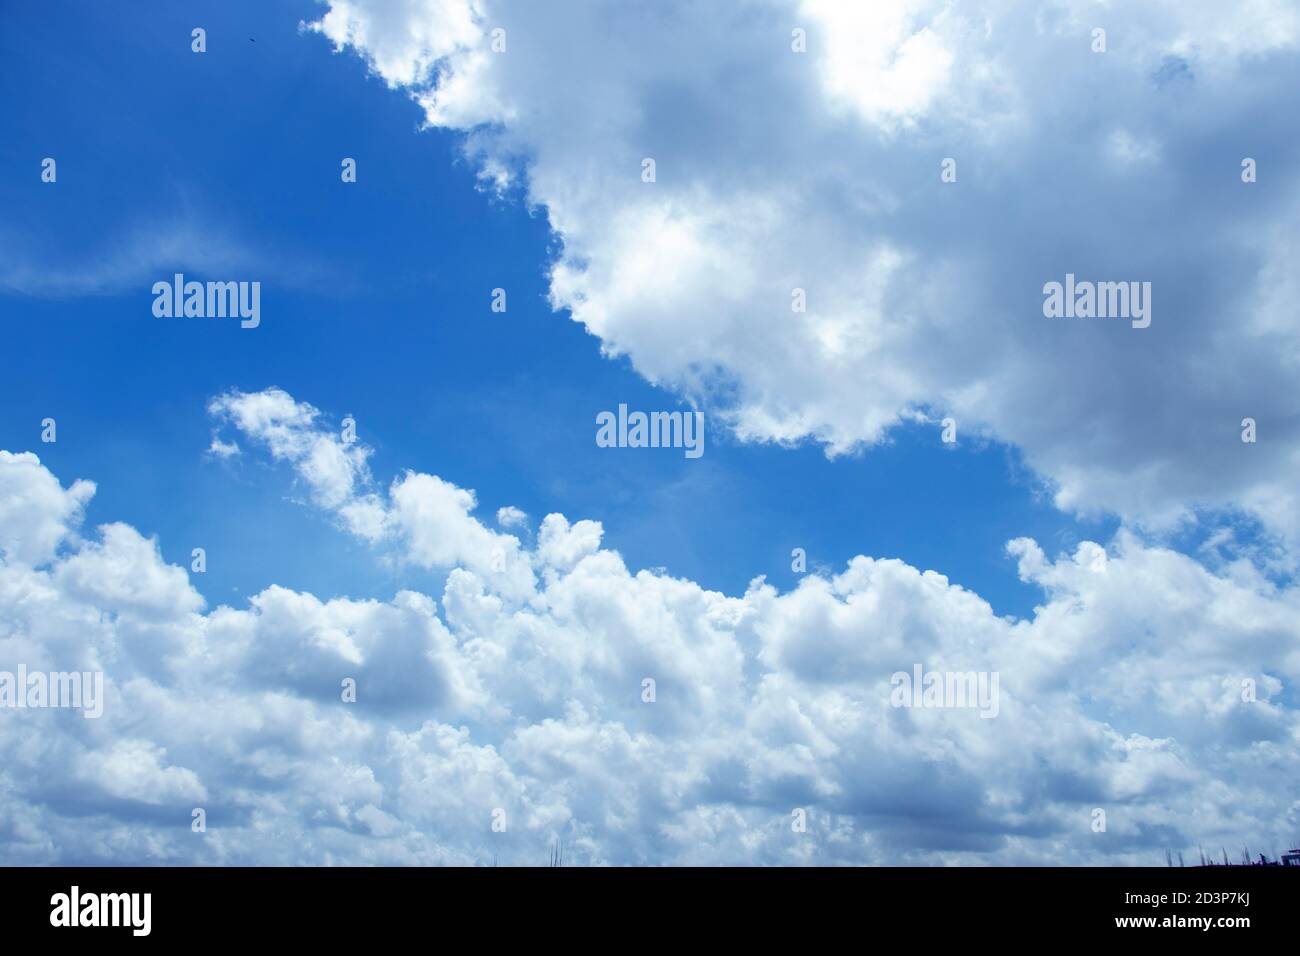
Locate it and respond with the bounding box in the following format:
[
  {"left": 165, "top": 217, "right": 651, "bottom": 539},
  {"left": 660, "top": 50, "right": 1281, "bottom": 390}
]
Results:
[
  {"left": 801, "top": 0, "right": 956, "bottom": 126},
  {"left": 211, "top": 388, "right": 537, "bottom": 598},
  {"left": 0, "top": 451, "right": 94, "bottom": 567},
  {"left": 1, "top": 390, "right": 1297, "bottom": 864},
  {"left": 78, "top": 740, "right": 208, "bottom": 806},
  {"left": 207, "top": 437, "right": 240, "bottom": 459},
  {"left": 0, "top": 223, "right": 275, "bottom": 299},
  {"left": 496, "top": 505, "right": 527, "bottom": 529},
  {"left": 304, "top": 0, "right": 1300, "bottom": 544},
  {"left": 1106, "top": 129, "right": 1161, "bottom": 166},
  {"left": 306, "top": 0, "right": 486, "bottom": 89}
]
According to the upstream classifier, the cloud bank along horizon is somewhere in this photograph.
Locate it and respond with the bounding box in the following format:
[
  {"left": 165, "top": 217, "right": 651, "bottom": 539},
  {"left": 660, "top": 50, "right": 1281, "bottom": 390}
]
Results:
[{"left": 0, "top": 387, "right": 1297, "bottom": 863}]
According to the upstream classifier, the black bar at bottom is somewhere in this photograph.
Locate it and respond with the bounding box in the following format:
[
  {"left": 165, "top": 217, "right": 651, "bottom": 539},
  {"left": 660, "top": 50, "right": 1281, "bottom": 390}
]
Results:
[{"left": 0, "top": 865, "right": 1291, "bottom": 942}]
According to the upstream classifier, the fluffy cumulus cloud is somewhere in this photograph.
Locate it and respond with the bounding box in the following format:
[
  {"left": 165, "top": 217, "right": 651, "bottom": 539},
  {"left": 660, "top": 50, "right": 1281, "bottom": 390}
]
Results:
[
  {"left": 1, "top": 389, "right": 1297, "bottom": 865},
  {"left": 307, "top": 0, "right": 1300, "bottom": 542}
]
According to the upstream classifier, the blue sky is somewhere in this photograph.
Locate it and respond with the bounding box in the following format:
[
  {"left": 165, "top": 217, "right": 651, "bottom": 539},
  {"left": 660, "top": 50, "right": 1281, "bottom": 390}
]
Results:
[
  {"left": 0, "top": 0, "right": 1104, "bottom": 618},
  {"left": 1, "top": 0, "right": 1298, "bottom": 866}
]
